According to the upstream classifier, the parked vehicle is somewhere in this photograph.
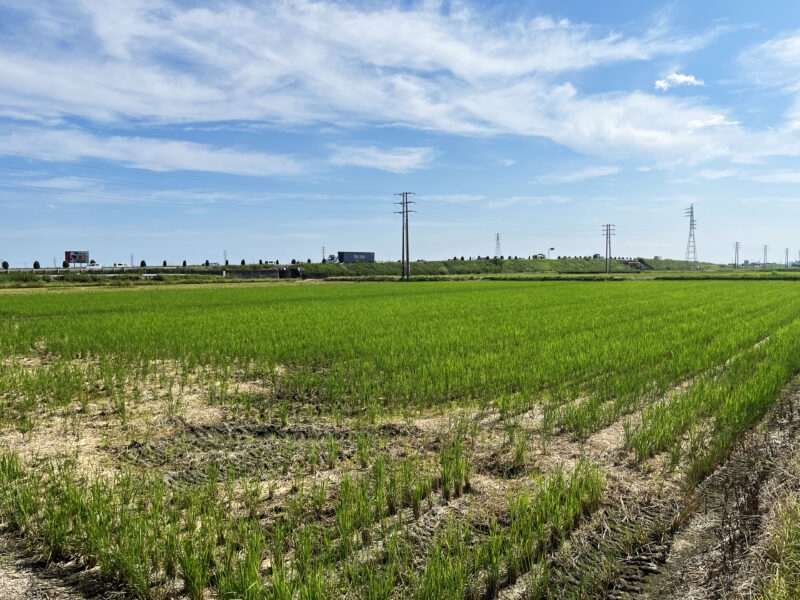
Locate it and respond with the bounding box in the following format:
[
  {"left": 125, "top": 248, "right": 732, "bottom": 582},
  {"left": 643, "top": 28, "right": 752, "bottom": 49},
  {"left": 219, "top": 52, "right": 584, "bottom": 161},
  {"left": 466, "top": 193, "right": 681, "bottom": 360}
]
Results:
[{"left": 112, "top": 262, "right": 130, "bottom": 268}]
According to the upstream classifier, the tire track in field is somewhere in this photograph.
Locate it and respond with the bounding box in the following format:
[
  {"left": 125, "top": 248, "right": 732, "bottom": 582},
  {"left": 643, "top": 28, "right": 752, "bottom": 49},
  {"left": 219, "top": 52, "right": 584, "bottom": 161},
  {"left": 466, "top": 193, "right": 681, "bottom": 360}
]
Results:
[
  {"left": 612, "top": 381, "right": 800, "bottom": 600},
  {"left": 0, "top": 528, "right": 109, "bottom": 600}
]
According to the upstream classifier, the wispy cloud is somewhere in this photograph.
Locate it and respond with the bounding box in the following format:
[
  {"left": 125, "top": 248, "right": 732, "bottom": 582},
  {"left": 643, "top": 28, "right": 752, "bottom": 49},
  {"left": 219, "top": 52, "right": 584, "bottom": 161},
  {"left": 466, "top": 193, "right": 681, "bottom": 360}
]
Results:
[
  {"left": 654, "top": 72, "right": 705, "bottom": 91},
  {"left": 533, "top": 166, "right": 620, "bottom": 184},
  {"left": 698, "top": 168, "right": 738, "bottom": 179},
  {"left": 745, "top": 170, "right": 800, "bottom": 183},
  {"left": 328, "top": 145, "right": 434, "bottom": 173},
  {"left": 487, "top": 195, "right": 569, "bottom": 208},
  {"left": 423, "top": 194, "right": 486, "bottom": 204},
  {"left": 0, "top": 1, "right": 739, "bottom": 165},
  {"left": 20, "top": 176, "right": 99, "bottom": 190},
  {"left": 740, "top": 30, "right": 800, "bottom": 86},
  {"left": 0, "top": 128, "right": 305, "bottom": 176},
  {"left": 687, "top": 114, "right": 738, "bottom": 128}
]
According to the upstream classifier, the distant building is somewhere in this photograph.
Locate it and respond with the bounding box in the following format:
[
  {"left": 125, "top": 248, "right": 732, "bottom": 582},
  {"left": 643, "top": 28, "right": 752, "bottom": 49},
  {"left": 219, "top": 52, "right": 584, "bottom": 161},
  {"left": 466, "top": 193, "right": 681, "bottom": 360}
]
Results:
[{"left": 338, "top": 251, "right": 375, "bottom": 263}]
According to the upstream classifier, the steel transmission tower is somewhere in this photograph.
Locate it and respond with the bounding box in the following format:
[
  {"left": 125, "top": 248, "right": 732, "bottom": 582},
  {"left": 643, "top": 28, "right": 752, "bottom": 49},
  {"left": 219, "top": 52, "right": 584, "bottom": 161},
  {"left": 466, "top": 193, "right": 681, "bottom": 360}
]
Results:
[
  {"left": 684, "top": 204, "right": 697, "bottom": 268},
  {"left": 734, "top": 241, "right": 741, "bottom": 268},
  {"left": 394, "top": 192, "right": 416, "bottom": 281},
  {"left": 763, "top": 245, "right": 769, "bottom": 268},
  {"left": 495, "top": 233, "right": 501, "bottom": 258},
  {"left": 602, "top": 224, "right": 615, "bottom": 274}
]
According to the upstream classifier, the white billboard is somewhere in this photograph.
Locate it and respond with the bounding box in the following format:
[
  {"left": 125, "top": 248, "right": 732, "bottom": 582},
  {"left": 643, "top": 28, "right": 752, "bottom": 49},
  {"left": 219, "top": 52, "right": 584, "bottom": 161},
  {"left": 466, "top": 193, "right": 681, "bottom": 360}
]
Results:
[{"left": 65, "top": 250, "right": 90, "bottom": 263}]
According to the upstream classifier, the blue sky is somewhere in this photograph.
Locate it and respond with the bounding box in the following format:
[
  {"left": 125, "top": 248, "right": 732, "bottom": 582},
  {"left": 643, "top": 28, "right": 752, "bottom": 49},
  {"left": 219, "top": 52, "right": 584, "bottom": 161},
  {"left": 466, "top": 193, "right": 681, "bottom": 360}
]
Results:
[{"left": 2, "top": 0, "right": 800, "bottom": 266}]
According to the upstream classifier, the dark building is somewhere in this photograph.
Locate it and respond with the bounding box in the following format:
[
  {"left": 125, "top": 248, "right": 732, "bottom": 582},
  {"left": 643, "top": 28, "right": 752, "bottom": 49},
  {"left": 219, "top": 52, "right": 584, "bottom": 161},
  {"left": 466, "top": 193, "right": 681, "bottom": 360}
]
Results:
[{"left": 338, "top": 251, "right": 375, "bottom": 263}]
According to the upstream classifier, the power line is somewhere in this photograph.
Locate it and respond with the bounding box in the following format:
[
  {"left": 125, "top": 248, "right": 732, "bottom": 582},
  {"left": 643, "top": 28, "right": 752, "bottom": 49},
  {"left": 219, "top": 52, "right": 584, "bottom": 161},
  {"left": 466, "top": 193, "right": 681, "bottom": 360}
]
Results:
[{"left": 684, "top": 204, "right": 697, "bottom": 269}]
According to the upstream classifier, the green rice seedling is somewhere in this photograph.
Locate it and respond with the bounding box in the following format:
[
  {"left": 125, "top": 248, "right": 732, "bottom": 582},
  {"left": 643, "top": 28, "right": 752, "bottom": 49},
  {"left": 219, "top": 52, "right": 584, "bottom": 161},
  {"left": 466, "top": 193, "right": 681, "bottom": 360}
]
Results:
[
  {"left": 278, "top": 400, "right": 289, "bottom": 426},
  {"left": 299, "top": 566, "right": 328, "bottom": 599},
  {"left": 217, "top": 527, "right": 266, "bottom": 600},
  {"left": 7, "top": 280, "right": 800, "bottom": 600},
  {"left": 288, "top": 488, "right": 306, "bottom": 529},
  {"left": 165, "top": 386, "right": 184, "bottom": 416},
  {"left": 178, "top": 533, "right": 214, "bottom": 600},
  {"left": 410, "top": 477, "right": 426, "bottom": 520},
  {"left": 355, "top": 477, "right": 374, "bottom": 545},
  {"left": 310, "top": 481, "right": 327, "bottom": 516},
  {"left": 348, "top": 557, "right": 395, "bottom": 600},
  {"left": 41, "top": 488, "right": 73, "bottom": 561},
  {"left": 270, "top": 565, "right": 296, "bottom": 600},
  {"left": 241, "top": 474, "right": 262, "bottom": 520},
  {"left": 307, "top": 442, "right": 321, "bottom": 472},
  {"left": 440, "top": 459, "right": 452, "bottom": 502},
  {"left": 336, "top": 501, "right": 356, "bottom": 558},
  {"left": 292, "top": 523, "right": 316, "bottom": 580},
  {"left": 483, "top": 520, "right": 505, "bottom": 599},
  {"left": 512, "top": 431, "right": 529, "bottom": 473},
  {"left": 356, "top": 431, "right": 371, "bottom": 467},
  {"left": 271, "top": 521, "right": 287, "bottom": 573},
  {"left": 385, "top": 469, "right": 399, "bottom": 517},
  {"left": 371, "top": 454, "right": 386, "bottom": 518},
  {"left": 507, "top": 461, "right": 605, "bottom": 579},
  {"left": 291, "top": 463, "right": 305, "bottom": 495},
  {"left": 400, "top": 455, "right": 418, "bottom": 507},
  {"left": 416, "top": 516, "right": 473, "bottom": 600},
  {"left": 326, "top": 436, "right": 339, "bottom": 470},
  {"left": 440, "top": 439, "right": 470, "bottom": 500},
  {"left": 163, "top": 525, "right": 179, "bottom": 579}
]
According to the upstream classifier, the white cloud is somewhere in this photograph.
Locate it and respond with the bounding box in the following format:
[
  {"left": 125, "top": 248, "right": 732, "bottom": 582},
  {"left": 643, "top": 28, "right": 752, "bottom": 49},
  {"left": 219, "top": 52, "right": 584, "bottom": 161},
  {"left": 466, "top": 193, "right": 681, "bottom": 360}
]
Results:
[
  {"left": 0, "top": 2, "right": 797, "bottom": 169},
  {"left": 745, "top": 170, "right": 800, "bottom": 183},
  {"left": 21, "top": 176, "right": 99, "bottom": 190},
  {"left": 328, "top": 145, "right": 434, "bottom": 173},
  {"left": 740, "top": 31, "right": 800, "bottom": 85},
  {"left": 0, "top": 2, "right": 730, "bottom": 159},
  {"left": 423, "top": 194, "right": 485, "bottom": 203},
  {"left": 499, "top": 159, "right": 515, "bottom": 167},
  {"left": 533, "top": 166, "right": 620, "bottom": 184},
  {"left": 0, "top": 128, "right": 304, "bottom": 176},
  {"left": 487, "top": 195, "right": 569, "bottom": 208},
  {"left": 654, "top": 72, "right": 704, "bottom": 91},
  {"left": 687, "top": 114, "right": 737, "bottom": 128},
  {"left": 698, "top": 168, "right": 738, "bottom": 179},
  {"left": 740, "top": 196, "right": 800, "bottom": 205}
]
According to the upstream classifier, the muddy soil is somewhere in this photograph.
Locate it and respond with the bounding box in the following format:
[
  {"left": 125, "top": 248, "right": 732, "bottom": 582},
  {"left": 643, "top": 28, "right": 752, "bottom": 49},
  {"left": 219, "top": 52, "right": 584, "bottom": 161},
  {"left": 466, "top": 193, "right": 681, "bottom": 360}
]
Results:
[{"left": 112, "top": 418, "right": 423, "bottom": 484}]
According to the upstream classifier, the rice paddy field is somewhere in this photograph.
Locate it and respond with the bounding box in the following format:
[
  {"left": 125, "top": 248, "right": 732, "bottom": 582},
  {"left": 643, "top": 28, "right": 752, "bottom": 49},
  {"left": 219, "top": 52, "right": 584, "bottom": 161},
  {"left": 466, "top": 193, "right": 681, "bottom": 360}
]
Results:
[{"left": 2, "top": 280, "right": 800, "bottom": 599}]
